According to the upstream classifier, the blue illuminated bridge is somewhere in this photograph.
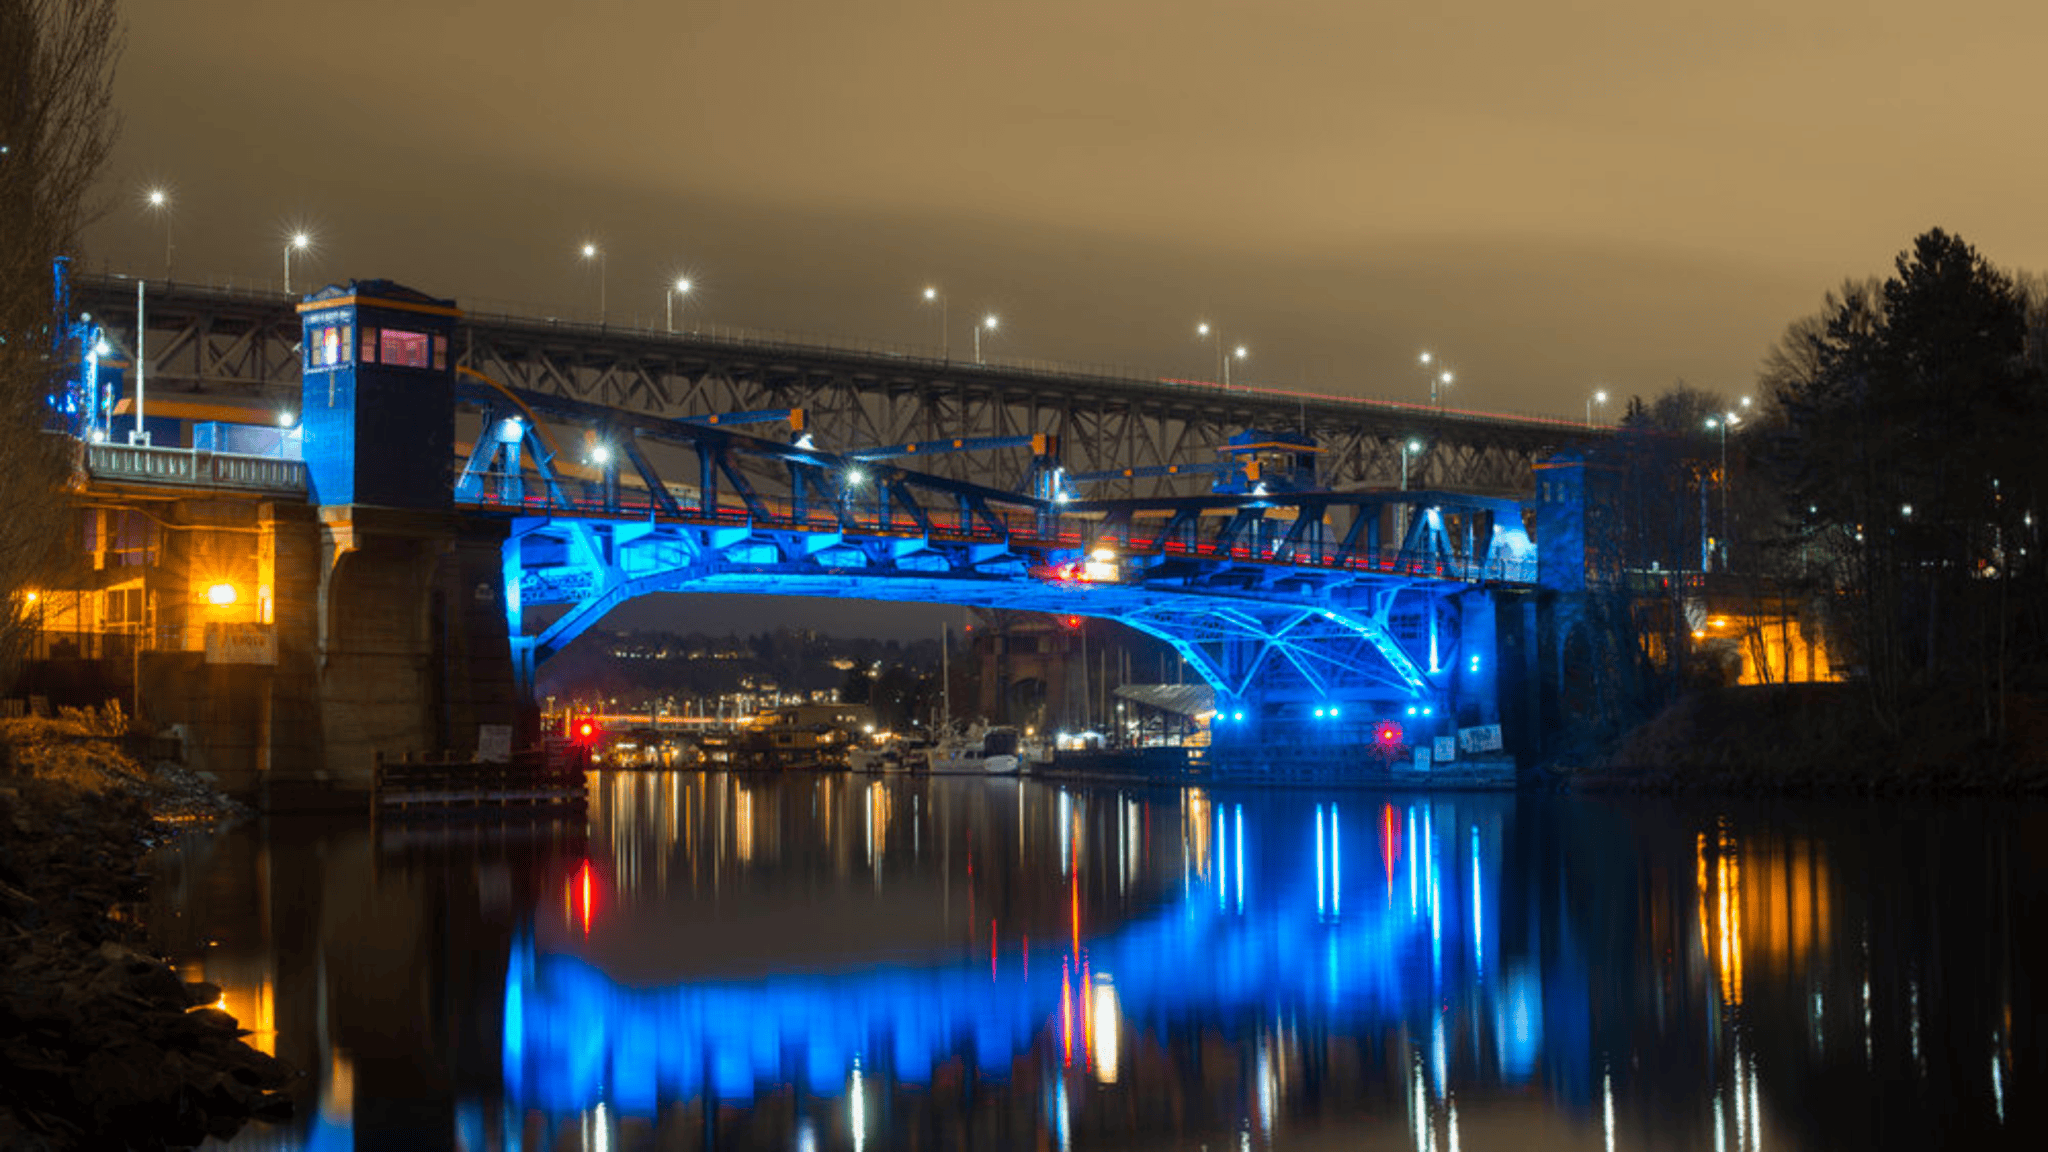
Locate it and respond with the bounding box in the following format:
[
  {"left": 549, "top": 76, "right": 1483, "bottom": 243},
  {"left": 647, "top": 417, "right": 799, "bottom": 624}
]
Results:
[{"left": 60, "top": 273, "right": 1610, "bottom": 761}]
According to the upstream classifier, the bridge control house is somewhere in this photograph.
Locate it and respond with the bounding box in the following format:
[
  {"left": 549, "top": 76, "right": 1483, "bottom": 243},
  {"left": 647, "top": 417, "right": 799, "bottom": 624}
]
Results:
[{"left": 20, "top": 280, "right": 520, "bottom": 805}]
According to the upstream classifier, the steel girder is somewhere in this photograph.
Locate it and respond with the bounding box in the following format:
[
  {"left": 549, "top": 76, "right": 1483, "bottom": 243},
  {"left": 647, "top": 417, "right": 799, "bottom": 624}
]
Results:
[
  {"left": 502, "top": 507, "right": 1465, "bottom": 715},
  {"left": 74, "top": 274, "right": 1604, "bottom": 496},
  {"left": 77, "top": 278, "right": 302, "bottom": 399}
]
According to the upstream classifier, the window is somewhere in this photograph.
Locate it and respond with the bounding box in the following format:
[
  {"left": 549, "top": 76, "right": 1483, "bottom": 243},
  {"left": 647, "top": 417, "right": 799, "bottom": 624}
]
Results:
[
  {"left": 308, "top": 324, "right": 355, "bottom": 369},
  {"left": 378, "top": 328, "right": 431, "bottom": 369},
  {"left": 360, "top": 327, "right": 378, "bottom": 364},
  {"left": 103, "top": 586, "right": 145, "bottom": 627},
  {"left": 432, "top": 334, "right": 448, "bottom": 371}
]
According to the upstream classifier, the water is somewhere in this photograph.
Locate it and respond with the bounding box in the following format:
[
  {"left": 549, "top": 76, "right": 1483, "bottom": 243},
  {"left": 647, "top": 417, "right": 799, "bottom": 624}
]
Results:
[{"left": 147, "top": 773, "right": 2046, "bottom": 1150}]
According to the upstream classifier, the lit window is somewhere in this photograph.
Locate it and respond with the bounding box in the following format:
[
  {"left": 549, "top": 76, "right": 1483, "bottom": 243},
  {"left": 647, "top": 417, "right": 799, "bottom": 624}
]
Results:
[
  {"left": 319, "top": 326, "right": 341, "bottom": 367},
  {"left": 432, "top": 334, "right": 448, "bottom": 371},
  {"left": 379, "top": 329, "right": 431, "bottom": 369},
  {"left": 360, "top": 327, "right": 378, "bottom": 363}
]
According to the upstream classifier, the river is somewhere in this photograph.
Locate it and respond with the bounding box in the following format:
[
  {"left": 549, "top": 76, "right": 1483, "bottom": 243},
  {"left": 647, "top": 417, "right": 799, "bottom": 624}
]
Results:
[{"left": 145, "top": 773, "right": 2044, "bottom": 1150}]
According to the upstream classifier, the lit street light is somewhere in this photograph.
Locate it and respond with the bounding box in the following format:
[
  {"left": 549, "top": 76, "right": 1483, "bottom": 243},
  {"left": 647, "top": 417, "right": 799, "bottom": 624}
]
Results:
[
  {"left": 666, "top": 277, "right": 692, "bottom": 333},
  {"left": 581, "top": 242, "right": 606, "bottom": 323},
  {"left": 1588, "top": 389, "right": 1608, "bottom": 424},
  {"left": 143, "top": 188, "right": 172, "bottom": 279},
  {"left": 1419, "top": 351, "right": 1453, "bottom": 408},
  {"left": 1400, "top": 437, "right": 1424, "bottom": 490},
  {"left": 922, "top": 286, "right": 948, "bottom": 359},
  {"left": 283, "top": 231, "right": 311, "bottom": 296},
  {"left": 1705, "top": 411, "right": 1740, "bottom": 569},
  {"left": 1398, "top": 437, "right": 1425, "bottom": 551},
  {"left": 1196, "top": 322, "right": 1249, "bottom": 387},
  {"left": 974, "top": 314, "right": 998, "bottom": 364}
]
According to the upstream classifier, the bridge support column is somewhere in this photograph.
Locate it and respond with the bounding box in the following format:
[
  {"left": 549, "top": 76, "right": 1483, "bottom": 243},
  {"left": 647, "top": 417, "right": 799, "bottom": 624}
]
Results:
[{"left": 295, "top": 506, "right": 519, "bottom": 801}]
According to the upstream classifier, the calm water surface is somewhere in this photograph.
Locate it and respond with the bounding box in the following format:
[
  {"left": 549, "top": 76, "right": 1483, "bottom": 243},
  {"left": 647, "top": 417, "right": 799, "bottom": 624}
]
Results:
[{"left": 147, "top": 773, "right": 2046, "bottom": 1150}]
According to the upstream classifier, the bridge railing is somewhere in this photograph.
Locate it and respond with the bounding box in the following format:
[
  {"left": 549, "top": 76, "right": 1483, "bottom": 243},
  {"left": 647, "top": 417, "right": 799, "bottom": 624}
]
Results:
[
  {"left": 84, "top": 442, "right": 308, "bottom": 495},
  {"left": 462, "top": 480, "right": 1538, "bottom": 585}
]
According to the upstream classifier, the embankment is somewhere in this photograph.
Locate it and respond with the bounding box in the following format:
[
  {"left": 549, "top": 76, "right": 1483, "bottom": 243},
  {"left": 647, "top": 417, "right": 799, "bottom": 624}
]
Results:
[
  {"left": 0, "top": 710, "right": 292, "bottom": 1150},
  {"left": 1554, "top": 682, "right": 2048, "bottom": 794}
]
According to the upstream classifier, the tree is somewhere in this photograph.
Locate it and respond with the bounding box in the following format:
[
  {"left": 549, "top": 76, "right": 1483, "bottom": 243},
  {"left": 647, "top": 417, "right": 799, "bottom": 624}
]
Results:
[
  {"left": 1764, "top": 229, "right": 2046, "bottom": 736},
  {"left": 0, "top": 0, "right": 122, "bottom": 690}
]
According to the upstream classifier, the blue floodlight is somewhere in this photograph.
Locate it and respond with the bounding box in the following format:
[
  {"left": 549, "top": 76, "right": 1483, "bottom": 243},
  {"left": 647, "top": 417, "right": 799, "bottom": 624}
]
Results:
[
  {"left": 1468, "top": 654, "right": 1481, "bottom": 673},
  {"left": 846, "top": 466, "right": 867, "bottom": 487},
  {"left": 498, "top": 416, "right": 524, "bottom": 443},
  {"left": 1233, "top": 711, "right": 1245, "bottom": 722},
  {"left": 1330, "top": 705, "right": 1341, "bottom": 718},
  {"left": 590, "top": 443, "right": 612, "bottom": 466},
  {"left": 1314, "top": 707, "right": 1326, "bottom": 718}
]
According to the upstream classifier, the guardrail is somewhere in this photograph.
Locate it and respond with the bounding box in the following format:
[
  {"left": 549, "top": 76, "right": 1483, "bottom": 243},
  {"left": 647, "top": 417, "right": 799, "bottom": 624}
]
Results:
[{"left": 84, "top": 442, "right": 307, "bottom": 496}]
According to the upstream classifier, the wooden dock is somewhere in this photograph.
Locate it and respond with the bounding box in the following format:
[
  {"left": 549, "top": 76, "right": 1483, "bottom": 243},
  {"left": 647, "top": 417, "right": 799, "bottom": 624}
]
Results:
[{"left": 371, "top": 745, "right": 591, "bottom": 817}]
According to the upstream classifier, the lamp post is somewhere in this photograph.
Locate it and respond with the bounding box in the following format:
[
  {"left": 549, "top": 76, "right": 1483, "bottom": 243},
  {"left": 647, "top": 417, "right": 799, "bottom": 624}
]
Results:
[
  {"left": 1418, "top": 350, "right": 1456, "bottom": 408},
  {"left": 1587, "top": 389, "right": 1608, "bottom": 425},
  {"left": 1197, "top": 322, "right": 1250, "bottom": 387},
  {"left": 974, "top": 314, "right": 998, "bottom": 364},
  {"left": 581, "top": 242, "right": 606, "bottom": 323},
  {"left": 922, "top": 286, "right": 948, "bottom": 359},
  {"left": 283, "top": 232, "right": 310, "bottom": 296},
  {"left": 1705, "top": 412, "right": 1738, "bottom": 568},
  {"left": 666, "top": 277, "right": 692, "bottom": 333},
  {"left": 144, "top": 188, "right": 172, "bottom": 279},
  {"left": 1398, "top": 438, "right": 1424, "bottom": 556}
]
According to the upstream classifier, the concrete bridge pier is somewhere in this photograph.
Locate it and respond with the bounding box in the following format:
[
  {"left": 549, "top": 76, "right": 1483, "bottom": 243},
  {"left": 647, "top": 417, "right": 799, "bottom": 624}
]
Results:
[{"left": 262, "top": 507, "right": 520, "bottom": 803}]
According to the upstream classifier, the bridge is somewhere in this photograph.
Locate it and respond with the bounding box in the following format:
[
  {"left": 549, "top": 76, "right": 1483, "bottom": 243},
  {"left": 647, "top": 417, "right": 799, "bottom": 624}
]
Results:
[
  {"left": 69, "top": 272, "right": 1598, "bottom": 496},
  {"left": 33, "top": 271, "right": 1617, "bottom": 799}
]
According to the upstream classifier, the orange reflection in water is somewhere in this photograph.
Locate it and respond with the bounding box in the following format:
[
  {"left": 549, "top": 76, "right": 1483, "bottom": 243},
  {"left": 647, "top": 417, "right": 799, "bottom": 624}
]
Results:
[{"left": 1696, "top": 823, "right": 1835, "bottom": 1010}]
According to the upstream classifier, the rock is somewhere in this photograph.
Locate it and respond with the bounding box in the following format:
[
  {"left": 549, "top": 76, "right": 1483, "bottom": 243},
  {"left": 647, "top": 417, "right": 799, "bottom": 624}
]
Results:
[{"left": 1, "top": 722, "right": 293, "bottom": 1148}]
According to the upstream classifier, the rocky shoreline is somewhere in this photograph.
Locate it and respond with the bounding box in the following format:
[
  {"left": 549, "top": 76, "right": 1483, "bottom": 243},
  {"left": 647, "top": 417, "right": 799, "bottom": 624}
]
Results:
[{"left": 1, "top": 711, "right": 293, "bottom": 1150}]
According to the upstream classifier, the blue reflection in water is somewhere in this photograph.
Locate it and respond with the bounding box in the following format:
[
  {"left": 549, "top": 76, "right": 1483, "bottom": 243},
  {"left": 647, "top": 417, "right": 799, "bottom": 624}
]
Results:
[{"left": 503, "top": 800, "right": 1557, "bottom": 1116}]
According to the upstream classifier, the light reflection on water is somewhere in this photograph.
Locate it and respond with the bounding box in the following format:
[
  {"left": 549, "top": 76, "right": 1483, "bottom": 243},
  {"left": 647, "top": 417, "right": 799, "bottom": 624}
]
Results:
[{"left": 148, "top": 774, "right": 2044, "bottom": 1150}]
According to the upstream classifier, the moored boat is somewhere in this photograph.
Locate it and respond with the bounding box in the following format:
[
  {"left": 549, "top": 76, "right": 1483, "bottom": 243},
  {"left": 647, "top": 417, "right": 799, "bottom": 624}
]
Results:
[{"left": 927, "top": 725, "right": 1023, "bottom": 774}]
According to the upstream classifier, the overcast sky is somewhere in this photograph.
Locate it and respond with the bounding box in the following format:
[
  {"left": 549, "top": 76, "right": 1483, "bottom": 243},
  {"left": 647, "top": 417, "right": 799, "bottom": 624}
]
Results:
[{"left": 79, "top": 1, "right": 2048, "bottom": 635}]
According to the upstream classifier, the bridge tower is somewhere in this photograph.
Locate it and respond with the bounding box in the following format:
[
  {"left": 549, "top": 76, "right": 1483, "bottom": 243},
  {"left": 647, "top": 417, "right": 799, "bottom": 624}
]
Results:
[{"left": 295, "top": 282, "right": 521, "bottom": 795}]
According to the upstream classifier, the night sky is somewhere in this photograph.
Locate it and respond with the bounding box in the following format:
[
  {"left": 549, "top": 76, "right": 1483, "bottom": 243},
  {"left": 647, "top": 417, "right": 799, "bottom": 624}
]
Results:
[{"left": 77, "top": 1, "right": 2048, "bottom": 637}]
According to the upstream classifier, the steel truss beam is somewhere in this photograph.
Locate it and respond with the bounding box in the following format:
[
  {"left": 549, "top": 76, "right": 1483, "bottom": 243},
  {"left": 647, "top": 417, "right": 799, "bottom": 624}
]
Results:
[{"left": 75, "top": 275, "right": 1605, "bottom": 495}]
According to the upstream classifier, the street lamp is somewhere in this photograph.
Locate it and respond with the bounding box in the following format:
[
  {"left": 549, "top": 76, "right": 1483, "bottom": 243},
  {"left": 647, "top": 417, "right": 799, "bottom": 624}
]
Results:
[
  {"left": 1418, "top": 351, "right": 1455, "bottom": 407},
  {"left": 666, "top": 277, "right": 692, "bottom": 333},
  {"left": 143, "top": 188, "right": 172, "bottom": 279},
  {"left": 1398, "top": 437, "right": 1425, "bottom": 554},
  {"left": 974, "top": 314, "right": 998, "bottom": 364},
  {"left": 581, "top": 242, "right": 606, "bottom": 324},
  {"left": 1197, "top": 322, "right": 1250, "bottom": 387},
  {"left": 283, "top": 232, "right": 311, "bottom": 296},
  {"left": 1705, "top": 412, "right": 1739, "bottom": 568},
  {"left": 1587, "top": 389, "right": 1608, "bottom": 425},
  {"left": 922, "top": 286, "right": 948, "bottom": 359}
]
